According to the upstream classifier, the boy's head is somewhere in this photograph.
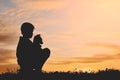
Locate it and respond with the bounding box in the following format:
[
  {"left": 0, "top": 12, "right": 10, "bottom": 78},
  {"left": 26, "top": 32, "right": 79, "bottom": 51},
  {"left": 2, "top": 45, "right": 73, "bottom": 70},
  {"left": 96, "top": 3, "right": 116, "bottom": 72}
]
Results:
[
  {"left": 34, "top": 34, "right": 43, "bottom": 44},
  {"left": 21, "top": 22, "right": 35, "bottom": 38}
]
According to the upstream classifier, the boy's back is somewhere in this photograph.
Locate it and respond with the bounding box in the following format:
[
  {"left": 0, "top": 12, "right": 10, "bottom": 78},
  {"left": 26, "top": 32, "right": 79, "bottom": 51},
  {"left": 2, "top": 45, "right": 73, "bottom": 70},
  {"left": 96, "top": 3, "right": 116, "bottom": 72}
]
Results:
[{"left": 16, "top": 36, "right": 34, "bottom": 71}]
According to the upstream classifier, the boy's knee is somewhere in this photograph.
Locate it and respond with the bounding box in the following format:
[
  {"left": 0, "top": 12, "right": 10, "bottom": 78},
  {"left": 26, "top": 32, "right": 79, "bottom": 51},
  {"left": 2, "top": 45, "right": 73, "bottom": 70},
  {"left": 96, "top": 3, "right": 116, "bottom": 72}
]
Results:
[{"left": 43, "top": 48, "right": 50, "bottom": 57}]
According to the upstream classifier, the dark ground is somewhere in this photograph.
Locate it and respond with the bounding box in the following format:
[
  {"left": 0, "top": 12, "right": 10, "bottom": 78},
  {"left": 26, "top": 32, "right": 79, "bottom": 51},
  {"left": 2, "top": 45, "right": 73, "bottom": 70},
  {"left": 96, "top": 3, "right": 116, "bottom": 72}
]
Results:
[{"left": 0, "top": 68, "right": 120, "bottom": 80}]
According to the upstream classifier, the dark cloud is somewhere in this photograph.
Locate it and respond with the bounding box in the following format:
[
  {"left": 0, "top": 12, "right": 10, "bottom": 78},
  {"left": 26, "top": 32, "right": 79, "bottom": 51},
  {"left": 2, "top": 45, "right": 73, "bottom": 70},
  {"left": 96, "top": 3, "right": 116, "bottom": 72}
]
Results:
[
  {"left": 0, "top": 48, "right": 15, "bottom": 64},
  {"left": 0, "top": 33, "right": 18, "bottom": 45},
  {"left": 0, "top": 33, "right": 11, "bottom": 42},
  {"left": 0, "top": 48, "right": 15, "bottom": 57},
  {"left": 0, "top": 19, "right": 19, "bottom": 45},
  {"left": 48, "top": 61, "right": 72, "bottom": 65},
  {"left": 0, "top": 58, "right": 9, "bottom": 63}
]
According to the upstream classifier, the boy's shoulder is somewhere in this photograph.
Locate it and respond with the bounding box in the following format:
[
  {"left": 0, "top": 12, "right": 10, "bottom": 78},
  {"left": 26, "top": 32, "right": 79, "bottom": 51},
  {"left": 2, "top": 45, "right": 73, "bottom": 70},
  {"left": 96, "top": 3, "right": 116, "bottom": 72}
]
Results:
[{"left": 19, "top": 36, "right": 32, "bottom": 45}]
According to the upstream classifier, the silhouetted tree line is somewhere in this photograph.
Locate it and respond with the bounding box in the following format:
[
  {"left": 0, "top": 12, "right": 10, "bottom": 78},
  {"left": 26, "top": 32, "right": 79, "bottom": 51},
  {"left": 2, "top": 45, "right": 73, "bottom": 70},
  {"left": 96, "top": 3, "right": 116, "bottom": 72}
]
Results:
[{"left": 0, "top": 68, "right": 120, "bottom": 80}]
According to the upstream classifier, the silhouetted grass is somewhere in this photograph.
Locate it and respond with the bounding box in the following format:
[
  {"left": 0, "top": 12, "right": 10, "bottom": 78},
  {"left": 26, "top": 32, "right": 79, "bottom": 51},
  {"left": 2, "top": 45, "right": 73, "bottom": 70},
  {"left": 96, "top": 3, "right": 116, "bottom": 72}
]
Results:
[{"left": 0, "top": 68, "right": 120, "bottom": 80}]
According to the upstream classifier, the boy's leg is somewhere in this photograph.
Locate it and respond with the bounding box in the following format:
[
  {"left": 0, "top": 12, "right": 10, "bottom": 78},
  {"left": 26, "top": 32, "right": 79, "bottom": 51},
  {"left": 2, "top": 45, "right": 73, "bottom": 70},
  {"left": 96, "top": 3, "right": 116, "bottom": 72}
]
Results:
[
  {"left": 42, "top": 48, "right": 50, "bottom": 64},
  {"left": 37, "top": 48, "right": 50, "bottom": 71}
]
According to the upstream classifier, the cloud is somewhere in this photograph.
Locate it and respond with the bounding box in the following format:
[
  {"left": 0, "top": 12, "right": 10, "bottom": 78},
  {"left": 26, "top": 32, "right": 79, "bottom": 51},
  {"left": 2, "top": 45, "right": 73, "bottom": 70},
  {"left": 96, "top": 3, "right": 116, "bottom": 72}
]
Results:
[
  {"left": 48, "top": 53, "right": 120, "bottom": 65},
  {"left": 0, "top": 0, "right": 16, "bottom": 9},
  {"left": 0, "top": 48, "right": 15, "bottom": 65},
  {"left": 0, "top": 30, "right": 18, "bottom": 45},
  {"left": 0, "top": 48, "right": 15, "bottom": 57},
  {"left": 0, "top": 0, "right": 64, "bottom": 28},
  {"left": 88, "top": 42, "right": 120, "bottom": 50},
  {"left": 0, "top": 18, "right": 20, "bottom": 45},
  {"left": 13, "top": 0, "right": 64, "bottom": 10},
  {"left": 0, "top": 58, "right": 9, "bottom": 64},
  {"left": 0, "top": 33, "right": 12, "bottom": 43}
]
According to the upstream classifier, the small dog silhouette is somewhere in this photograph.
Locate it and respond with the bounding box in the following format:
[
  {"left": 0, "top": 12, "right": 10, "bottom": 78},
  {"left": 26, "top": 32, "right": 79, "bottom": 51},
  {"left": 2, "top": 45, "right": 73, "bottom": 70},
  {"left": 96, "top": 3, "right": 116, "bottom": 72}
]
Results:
[{"left": 33, "top": 34, "right": 50, "bottom": 72}]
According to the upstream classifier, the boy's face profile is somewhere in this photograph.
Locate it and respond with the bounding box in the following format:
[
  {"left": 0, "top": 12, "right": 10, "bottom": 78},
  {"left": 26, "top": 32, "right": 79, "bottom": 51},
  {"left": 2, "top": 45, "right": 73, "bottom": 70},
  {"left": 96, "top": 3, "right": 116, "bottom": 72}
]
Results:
[{"left": 24, "top": 29, "right": 34, "bottom": 38}]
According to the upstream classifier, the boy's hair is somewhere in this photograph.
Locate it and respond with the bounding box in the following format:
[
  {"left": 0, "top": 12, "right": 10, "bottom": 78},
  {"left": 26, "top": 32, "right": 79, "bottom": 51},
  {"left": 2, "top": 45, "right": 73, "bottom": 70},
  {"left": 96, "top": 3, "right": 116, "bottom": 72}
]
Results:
[{"left": 21, "top": 22, "right": 34, "bottom": 35}]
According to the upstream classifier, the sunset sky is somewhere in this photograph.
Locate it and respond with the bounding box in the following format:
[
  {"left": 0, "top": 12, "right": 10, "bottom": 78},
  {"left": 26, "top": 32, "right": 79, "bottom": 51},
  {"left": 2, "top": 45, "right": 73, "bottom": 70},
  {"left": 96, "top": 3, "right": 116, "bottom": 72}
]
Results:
[{"left": 0, "top": 0, "right": 120, "bottom": 73}]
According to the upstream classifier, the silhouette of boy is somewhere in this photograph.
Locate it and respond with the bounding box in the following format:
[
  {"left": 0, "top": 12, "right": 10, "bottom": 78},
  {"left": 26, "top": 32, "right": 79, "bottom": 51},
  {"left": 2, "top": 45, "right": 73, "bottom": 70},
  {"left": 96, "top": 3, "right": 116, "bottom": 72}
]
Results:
[
  {"left": 16, "top": 22, "right": 35, "bottom": 73},
  {"left": 16, "top": 22, "right": 50, "bottom": 80},
  {"left": 33, "top": 34, "right": 50, "bottom": 72}
]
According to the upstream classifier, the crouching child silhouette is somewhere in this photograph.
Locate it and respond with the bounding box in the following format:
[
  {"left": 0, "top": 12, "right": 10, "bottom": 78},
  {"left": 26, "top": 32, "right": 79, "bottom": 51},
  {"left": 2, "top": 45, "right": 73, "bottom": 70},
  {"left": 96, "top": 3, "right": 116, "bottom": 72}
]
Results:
[
  {"left": 16, "top": 22, "right": 35, "bottom": 79},
  {"left": 16, "top": 22, "right": 50, "bottom": 80},
  {"left": 33, "top": 34, "right": 50, "bottom": 72}
]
